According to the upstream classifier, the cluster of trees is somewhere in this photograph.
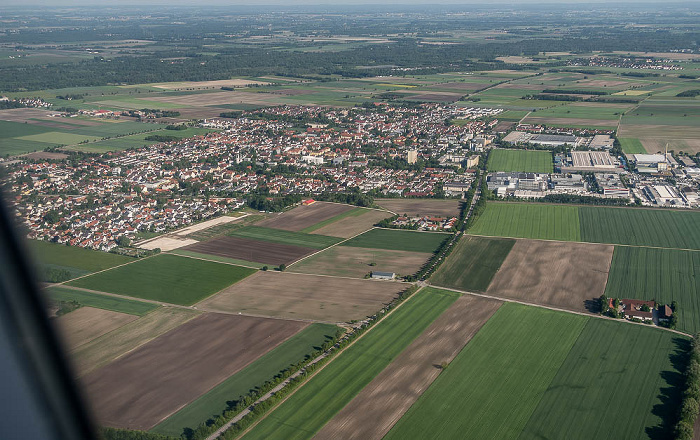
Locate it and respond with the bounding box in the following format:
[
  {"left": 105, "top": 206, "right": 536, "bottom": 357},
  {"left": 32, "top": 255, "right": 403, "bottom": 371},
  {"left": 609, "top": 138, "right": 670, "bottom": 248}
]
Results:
[
  {"left": 541, "top": 89, "right": 609, "bottom": 95},
  {"left": 42, "top": 267, "right": 74, "bottom": 283},
  {"left": 677, "top": 90, "right": 700, "bottom": 98},
  {"left": 246, "top": 194, "right": 303, "bottom": 212},
  {"left": 102, "top": 428, "right": 177, "bottom": 440},
  {"left": 144, "top": 134, "right": 180, "bottom": 143},
  {"left": 675, "top": 335, "right": 700, "bottom": 440},
  {"left": 541, "top": 193, "right": 633, "bottom": 206},
  {"left": 56, "top": 93, "right": 85, "bottom": 100}
]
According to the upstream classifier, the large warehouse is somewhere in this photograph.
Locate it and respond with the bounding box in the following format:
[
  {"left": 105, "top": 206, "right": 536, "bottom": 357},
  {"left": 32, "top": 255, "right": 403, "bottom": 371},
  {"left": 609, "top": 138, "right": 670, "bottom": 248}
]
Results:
[{"left": 503, "top": 131, "right": 579, "bottom": 147}]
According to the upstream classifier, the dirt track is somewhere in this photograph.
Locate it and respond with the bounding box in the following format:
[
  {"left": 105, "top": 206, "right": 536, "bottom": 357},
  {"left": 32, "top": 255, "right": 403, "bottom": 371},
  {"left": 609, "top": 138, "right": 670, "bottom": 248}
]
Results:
[
  {"left": 256, "top": 202, "right": 354, "bottom": 231},
  {"left": 198, "top": 271, "right": 404, "bottom": 322},
  {"left": 182, "top": 236, "right": 315, "bottom": 265},
  {"left": 314, "top": 295, "right": 502, "bottom": 440},
  {"left": 81, "top": 313, "right": 306, "bottom": 430},
  {"left": 486, "top": 239, "right": 613, "bottom": 313}
]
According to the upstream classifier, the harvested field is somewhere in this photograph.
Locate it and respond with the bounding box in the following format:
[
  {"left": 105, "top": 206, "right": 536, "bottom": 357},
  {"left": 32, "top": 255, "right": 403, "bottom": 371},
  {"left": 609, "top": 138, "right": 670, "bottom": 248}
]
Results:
[
  {"left": 290, "top": 246, "right": 431, "bottom": 279},
  {"left": 82, "top": 313, "right": 307, "bottom": 430},
  {"left": 256, "top": 202, "right": 354, "bottom": 231},
  {"left": 199, "top": 271, "right": 405, "bottom": 322},
  {"left": 229, "top": 226, "right": 342, "bottom": 249},
  {"left": 315, "top": 295, "right": 501, "bottom": 440},
  {"left": 406, "top": 92, "right": 463, "bottom": 102},
  {"left": 308, "top": 209, "right": 390, "bottom": 238},
  {"left": 70, "top": 308, "right": 199, "bottom": 376},
  {"left": 522, "top": 116, "right": 619, "bottom": 128},
  {"left": 148, "top": 91, "right": 273, "bottom": 106},
  {"left": 486, "top": 239, "right": 613, "bottom": 313},
  {"left": 24, "top": 151, "right": 68, "bottom": 160},
  {"left": 375, "top": 198, "right": 461, "bottom": 217},
  {"left": 138, "top": 236, "right": 198, "bottom": 251},
  {"left": 56, "top": 307, "right": 138, "bottom": 350},
  {"left": 182, "top": 236, "right": 316, "bottom": 266}
]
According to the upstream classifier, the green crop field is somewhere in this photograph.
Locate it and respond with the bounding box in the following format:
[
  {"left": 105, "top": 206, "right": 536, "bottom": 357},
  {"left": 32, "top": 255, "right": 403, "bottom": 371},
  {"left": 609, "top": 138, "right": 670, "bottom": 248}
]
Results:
[
  {"left": 46, "top": 286, "right": 158, "bottom": 316},
  {"left": 241, "top": 287, "right": 460, "bottom": 440},
  {"left": 341, "top": 228, "right": 449, "bottom": 253},
  {"left": 152, "top": 323, "right": 340, "bottom": 437},
  {"left": 470, "top": 203, "right": 700, "bottom": 250},
  {"left": 67, "top": 127, "right": 215, "bottom": 153},
  {"left": 229, "top": 226, "right": 343, "bottom": 249},
  {"left": 385, "top": 303, "right": 588, "bottom": 440},
  {"left": 28, "top": 240, "right": 133, "bottom": 274},
  {"left": 605, "top": 246, "right": 700, "bottom": 333},
  {"left": 469, "top": 203, "right": 581, "bottom": 242},
  {"left": 619, "top": 137, "right": 646, "bottom": 154},
  {"left": 431, "top": 235, "right": 515, "bottom": 292},
  {"left": 579, "top": 206, "right": 700, "bottom": 250},
  {"left": 300, "top": 208, "right": 368, "bottom": 233},
  {"left": 519, "top": 319, "right": 686, "bottom": 440},
  {"left": 170, "top": 250, "right": 266, "bottom": 269},
  {"left": 487, "top": 149, "right": 553, "bottom": 173},
  {"left": 67, "top": 254, "right": 256, "bottom": 305}
]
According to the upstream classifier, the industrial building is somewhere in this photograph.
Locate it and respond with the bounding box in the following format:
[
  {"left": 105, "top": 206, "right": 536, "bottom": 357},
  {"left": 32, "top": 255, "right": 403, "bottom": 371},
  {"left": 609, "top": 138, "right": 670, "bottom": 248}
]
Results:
[
  {"left": 559, "top": 151, "right": 621, "bottom": 173},
  {"left": 503, "top": 131, "right": 579, "bottom": 147}
]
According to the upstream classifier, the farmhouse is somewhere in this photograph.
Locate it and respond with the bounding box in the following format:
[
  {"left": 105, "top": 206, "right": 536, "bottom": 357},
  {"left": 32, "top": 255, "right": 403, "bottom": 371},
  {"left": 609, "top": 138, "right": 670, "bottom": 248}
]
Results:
[
  {"left": 621, "top": 298, "right": 655, "bottom": 322},
  {"left": 371, "top": 271, "right": 396, "bottom": 280}
]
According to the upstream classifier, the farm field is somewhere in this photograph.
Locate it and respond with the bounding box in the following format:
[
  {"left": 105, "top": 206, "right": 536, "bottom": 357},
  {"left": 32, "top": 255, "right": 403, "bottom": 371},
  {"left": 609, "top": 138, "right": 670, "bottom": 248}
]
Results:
[
  {"left": 375, "top": 198, "right": 462, "bottom": 217},
  {"left": 152, "top": 323, "right": 339, "bottom": 437},
  {"left": 470, "top": 203, "right": 700, "bottom": 250},
  {"left": 46, "top": 286, "right": 158, "bottom": 316},
  {"left": 486, "top": 239, "right": 613, "bottom": 313},
  {"left": 315, "top": 295, "right": 502, "bottom": 440},
  {"left": 487, "top": 149, "right": 553, "bottom": 173},
  {"left": 430, "top": 235, "right": 515, "bottom": 292},
  {"left": 70, "top": 308, "right": 199, "bottom": 376},
  {"left": 228, "top": 226, "right": 342, "bottom": 249},
  {"left": 240, "top": 287, "right": 460, "bottom": 440},
  {"left": 256, "top": 202, "right": 354, "bottom": 231},
  {"left": 605, "top": 246, "right": 700, "bottom": 333},
  {"left": 28, "top": 239, "right": 133, "bottom": 279},
  {"left": 198, "top": 271, "right": 405, "bottom": 322},
  {"left": 578, "top": 206, "right": 700, "bottom": 250},
  {"left": 469, "top": 203, "right": 581, "bottom": 242},
  {"left": 384, "top": 303, "right": 588, "bottom": 440},
  {"left": 56, "top": 307, "right": 138, "bottom": 350},
  {"left": 82, "top": 313, "right": 307, "bottom": 430},
  {"left": 181, "top": 236, "right": 316, "bottom": 266},
  {"left": 290, "top": 246, "right": 431, "bottom": 279},
  {"left": 341, "top": 228, "right": 449, "bottom": 253},
  {"left": 170, "top": 250, "right": 267, "bottom": 269},
  {"left": 518, "top": 319, "right": 686, "bottom": 440},
  {"left": 307, "top": 209, "right": 390, "bottom": 238},
  {"left": 67, "top": 254, "right": 256, "bottom": 305}
]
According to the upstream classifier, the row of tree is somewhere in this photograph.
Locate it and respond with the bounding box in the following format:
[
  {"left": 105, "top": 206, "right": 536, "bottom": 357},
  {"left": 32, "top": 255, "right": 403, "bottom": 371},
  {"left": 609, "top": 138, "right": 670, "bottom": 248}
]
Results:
[{"left": 675, "top": 335, "right": 700, "bottom": 439}]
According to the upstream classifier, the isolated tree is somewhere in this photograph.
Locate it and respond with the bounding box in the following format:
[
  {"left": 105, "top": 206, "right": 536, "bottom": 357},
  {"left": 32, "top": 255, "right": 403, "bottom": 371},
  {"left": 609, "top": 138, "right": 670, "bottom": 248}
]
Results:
[
  {"left": 278, "top": 263, "right": 286, "bottom": 272},
  {"left": 117, "top": 235, "right": 131, "bottom": 247}
]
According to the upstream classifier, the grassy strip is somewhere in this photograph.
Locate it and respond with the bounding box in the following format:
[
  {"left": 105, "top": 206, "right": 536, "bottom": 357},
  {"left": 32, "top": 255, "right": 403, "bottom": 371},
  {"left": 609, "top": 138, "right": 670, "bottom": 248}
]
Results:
[
  {"left": 28, "top": 239, "right": 133, "bottom": 272},
  {"left": 341, "top": 228, "right": 450, "bottom": 253},
  {"left": 299, "top": 208, "right": 368, "bottom": 233},
  {"left": 519, "top": 318, "right": 687, "bottom": 440},
  {"left": 169, "top": 250, "right": 266, "bottom": 269},
  {"left": 430, "top": 235, "right": 515, "bottom": 292},
  {"left": 151, "top": 323, "right": 340, "bottom": 437},
  {"left": 46, "top": 286, "right": 158, "bottom": 316},
  {"left": 67, "top": 254, "right": 256, "bottom": 306},
  {"left": 229, "top": 226, "right": 342, "bottom": 249},
  {"left": 240, "top": 287, "right": 460, "bottom": 440},
  {"left": 385, "top": 303, "right": 587, "bottom": 440}
]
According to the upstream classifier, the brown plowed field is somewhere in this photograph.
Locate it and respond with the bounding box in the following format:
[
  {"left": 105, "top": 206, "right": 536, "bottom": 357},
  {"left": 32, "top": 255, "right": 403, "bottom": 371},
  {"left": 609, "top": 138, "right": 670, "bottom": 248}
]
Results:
[
  {"left": 181, "top": 236, "right": 315, "bottom": 265},
  {"left": 375, "top": 199, "right": 461, "bottom": 217},
  {"left": 256, "top": 202, "right": 354, "bottom": 231},
  {"left": 290, "top": 246, "right": 430, "bottom": 279},
  {"left": 81, "top": 313, "right": 306, "bottom": 430},
  {"left": 198, "top": 272, "right": 404, "bottom": 322},
  {"left": 486, "top": 239, "right": 613, "bottom": 313},
  {"left": 57, "top": 307, "right": 138, "bottom": 350},
  {"left": 314, "top": 295, "right": 502, "bottom": 440},
  {"left": 310, "top": 209, "right": 391, "bottom": 238}
]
